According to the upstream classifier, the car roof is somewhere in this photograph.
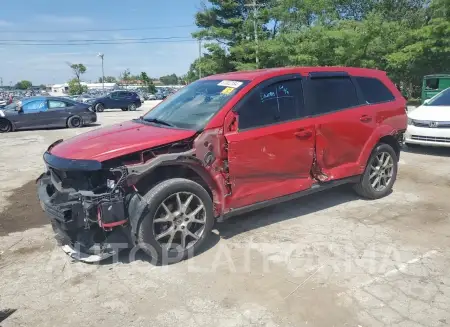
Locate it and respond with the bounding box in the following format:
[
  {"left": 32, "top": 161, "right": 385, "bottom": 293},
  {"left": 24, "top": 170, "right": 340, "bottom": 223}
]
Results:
[
  {"left": 20, "top": 96, "right": 76, "bottom": 104},
  {"left": 203, "top": 66, "right": 387, "bottom": 81}
]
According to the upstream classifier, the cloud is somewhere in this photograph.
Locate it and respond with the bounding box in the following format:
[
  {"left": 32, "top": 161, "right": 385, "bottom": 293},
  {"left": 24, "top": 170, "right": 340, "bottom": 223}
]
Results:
[
  {"left": 0, "top": 20, "right": 12, "bottom": 26},
  {"left": 35, "top": 15, "right": 93, "bottom": 25}
]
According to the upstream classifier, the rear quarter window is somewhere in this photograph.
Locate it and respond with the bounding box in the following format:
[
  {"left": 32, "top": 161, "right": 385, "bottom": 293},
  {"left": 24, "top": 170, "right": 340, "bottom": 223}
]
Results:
[{"left": 355, "top": 77, "right": 395, "bottom": 104}]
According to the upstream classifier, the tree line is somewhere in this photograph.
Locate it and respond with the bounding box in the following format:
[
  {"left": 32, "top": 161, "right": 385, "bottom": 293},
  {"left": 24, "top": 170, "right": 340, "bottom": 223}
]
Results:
[{"left": 185, "top": 0, "right": 449, "bottom": 99}]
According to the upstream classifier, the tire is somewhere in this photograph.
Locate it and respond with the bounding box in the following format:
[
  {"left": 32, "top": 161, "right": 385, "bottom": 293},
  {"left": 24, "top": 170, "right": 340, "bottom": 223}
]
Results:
[
  {"left": 128, "top": 103, "right": 137, "bottom": 111},
  {"left": 67, "top": 115, "right": 83, "bottom": 128},
  {"left": 353, "top": 143, "right": 398, "bottom": 199},
  {"left": 0, "top": 118, "right": 12, "bottom": 133},
  {"left": 95, "top": 103, "right": 104, "bottom": 112},
  {"left": 121, "top": 108, "right": 128, "bottom": 111},
  {"left": 137, "top": 178, "right": 214, "bottom": 264}
]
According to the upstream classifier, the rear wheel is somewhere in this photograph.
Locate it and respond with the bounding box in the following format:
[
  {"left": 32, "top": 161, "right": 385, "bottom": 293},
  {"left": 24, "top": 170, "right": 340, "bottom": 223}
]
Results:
[
  {"left": 137, "top": 178, "right": 214, "bottom": 264},
  {"left": 95, "top": 103, "right": 104, "bottom": 112},
  {"left": 353, "top": 143, "right": 398, "bottom": 199},
  {"left": 67, "top": 115, "right": 83, "bottom": 128},
  {"left": 128, "top": 103, "right": 137, "bottom": 111},
  {"left": 0, "top": 119, "right": 12, "bottom": 133}
]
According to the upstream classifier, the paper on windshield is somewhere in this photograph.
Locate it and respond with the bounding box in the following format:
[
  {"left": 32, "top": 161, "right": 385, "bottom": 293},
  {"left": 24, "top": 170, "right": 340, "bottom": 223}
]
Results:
[
  {"left": 218, "top": 80, "right": 243, "bottom": 88},
  {"left": 221, "top": 87, "right": 235, "bottom": 95}
]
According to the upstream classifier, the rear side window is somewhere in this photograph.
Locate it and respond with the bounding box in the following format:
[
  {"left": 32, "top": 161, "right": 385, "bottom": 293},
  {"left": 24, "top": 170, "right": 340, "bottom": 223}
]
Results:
[
  {"left": 48, "top": 100, "right": 68, "bottom": 109},
  {"left": 238, "top": 79, "right": 304, "bottom": 129},
  {"left": 356, "top": 77, "right": 395, "bottom": 104},
  {"left": 308, "top": 77, "right": 360, "bottom": 115}
]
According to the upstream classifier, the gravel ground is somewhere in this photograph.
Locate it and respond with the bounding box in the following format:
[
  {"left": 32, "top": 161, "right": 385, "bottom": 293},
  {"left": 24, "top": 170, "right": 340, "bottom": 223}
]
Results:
[{"left": 1, "top": 103, "right": 450, "bottom": 327}]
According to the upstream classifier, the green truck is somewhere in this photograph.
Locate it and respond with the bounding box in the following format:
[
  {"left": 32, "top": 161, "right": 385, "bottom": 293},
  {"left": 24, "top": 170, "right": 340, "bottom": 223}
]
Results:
[{"left": 422, "top": 74, "right": 450, "bottom": 103}]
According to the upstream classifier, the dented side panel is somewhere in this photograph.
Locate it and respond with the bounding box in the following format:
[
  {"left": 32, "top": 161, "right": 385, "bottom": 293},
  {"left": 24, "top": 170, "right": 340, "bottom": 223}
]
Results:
[
  {"left": 224, "top": 115, "right": 315, "bottom": 210},
  {"left": 312, "top": 105, "right": 377, "bottom": 180}
]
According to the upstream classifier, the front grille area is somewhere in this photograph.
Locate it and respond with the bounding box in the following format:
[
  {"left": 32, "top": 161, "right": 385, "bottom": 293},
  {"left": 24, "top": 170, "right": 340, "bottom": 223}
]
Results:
[
  {"left": 412, "top": 120, "right": 450, "bottom": 128},
  {"left": 411, "top": 135, "right": 450, "bottom": 143}
]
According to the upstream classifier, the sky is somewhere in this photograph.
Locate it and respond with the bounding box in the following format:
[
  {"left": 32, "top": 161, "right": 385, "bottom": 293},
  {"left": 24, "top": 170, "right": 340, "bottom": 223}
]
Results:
[{"left": 0, "top": 0, "right": 203, "bottom": 85}]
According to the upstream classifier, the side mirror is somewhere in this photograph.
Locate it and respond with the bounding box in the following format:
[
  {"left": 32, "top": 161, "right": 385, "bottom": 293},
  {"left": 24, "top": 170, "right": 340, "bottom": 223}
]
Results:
[{"left": 15, "top": 106, "right": 23, "bottom": 113}]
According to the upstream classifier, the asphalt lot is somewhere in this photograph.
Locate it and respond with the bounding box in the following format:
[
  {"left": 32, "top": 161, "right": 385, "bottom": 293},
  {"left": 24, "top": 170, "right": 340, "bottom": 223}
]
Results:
[{"left": 1, "top": 103, "right": 450, "bottom": 327}]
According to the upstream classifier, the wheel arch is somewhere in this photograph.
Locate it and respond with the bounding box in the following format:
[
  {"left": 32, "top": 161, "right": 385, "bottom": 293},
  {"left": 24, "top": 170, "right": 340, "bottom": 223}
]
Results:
[
  {"left": 0, "top": 117, "right": 14, "bottom": 132},
  {"left": 358, "top": 126, "right": 401, "bottom": 172}
]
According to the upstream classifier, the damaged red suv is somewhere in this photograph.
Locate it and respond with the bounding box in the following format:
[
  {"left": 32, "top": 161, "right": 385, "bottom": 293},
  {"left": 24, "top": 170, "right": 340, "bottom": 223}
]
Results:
[{"left": 37, "top": 67, "right": 407, "bottom": 263}]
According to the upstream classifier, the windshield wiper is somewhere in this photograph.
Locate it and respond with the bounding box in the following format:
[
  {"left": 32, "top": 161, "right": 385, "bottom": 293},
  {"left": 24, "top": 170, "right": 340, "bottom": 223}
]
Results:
[{"left": 140, "top": 117, "right": 176, "bottom": 127}]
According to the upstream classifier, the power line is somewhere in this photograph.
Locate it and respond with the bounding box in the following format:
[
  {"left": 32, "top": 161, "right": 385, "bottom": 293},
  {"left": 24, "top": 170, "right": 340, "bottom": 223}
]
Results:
[
  {"left": 0, "top": 36, "right": 192, "bottom": 42},
  {"left": 0, "top": 39, "right": 197, "bottom": 46},
  {"left": 0, "top": 24, "right": 196, "bottom": 33}
]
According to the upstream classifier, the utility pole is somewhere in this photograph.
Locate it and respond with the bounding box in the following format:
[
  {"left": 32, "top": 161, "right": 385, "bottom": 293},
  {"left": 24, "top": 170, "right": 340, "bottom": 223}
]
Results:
[
  {"left": 198, "top": 39, "right": 202, "bottom": 79},
  {"left": 97, "top": 53, "right": 105, "bottom": 91},
  {"left": 245, "top": 0, "right": 264, "bottom": 69}
]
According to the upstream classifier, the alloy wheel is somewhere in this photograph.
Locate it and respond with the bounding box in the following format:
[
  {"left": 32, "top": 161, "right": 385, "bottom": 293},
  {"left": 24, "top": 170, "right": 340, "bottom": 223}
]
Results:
[
  {"left": 0, "top": 120, "right": 11, "bottom": 133},
  {"left": 71, "top": 117, "right": 81, "bottom": 127},
  {"left": 129, "top": 104, "right": 136, "bottom": 111},
  {"left": 153, "top": 192, "right": 206, "bottom": 252},
  {"left": 369, "top": 152, "right": 394, "bottom": 192}
]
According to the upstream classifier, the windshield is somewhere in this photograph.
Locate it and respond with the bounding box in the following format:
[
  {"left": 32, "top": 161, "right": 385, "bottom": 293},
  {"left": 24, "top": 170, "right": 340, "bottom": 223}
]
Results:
[
  {"left": 426, "top": 88, "right": 450, "bottom": 106},
  {"left": 2, "top": 102, "right": 19, "bottom": 110},
  {"left": 141, "top": 79, "right": 248, "bottom": 129}
]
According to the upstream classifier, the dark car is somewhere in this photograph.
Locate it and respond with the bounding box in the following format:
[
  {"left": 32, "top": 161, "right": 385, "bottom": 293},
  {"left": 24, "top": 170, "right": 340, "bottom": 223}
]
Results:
[
  {"left": 91, "top": 91, "right": 142, "bottom": 112},
  {"left": 37, "top": 66, "right": 406, "bottom": 263},
  {"left": 0, "top": 96, "right": 97, "bottom": 133}
]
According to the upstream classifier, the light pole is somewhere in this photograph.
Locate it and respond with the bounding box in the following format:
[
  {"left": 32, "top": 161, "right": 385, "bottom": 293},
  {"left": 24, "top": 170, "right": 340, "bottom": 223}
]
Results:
[{"left": 97, "top": 53, "right": 105, "bottom": 91}]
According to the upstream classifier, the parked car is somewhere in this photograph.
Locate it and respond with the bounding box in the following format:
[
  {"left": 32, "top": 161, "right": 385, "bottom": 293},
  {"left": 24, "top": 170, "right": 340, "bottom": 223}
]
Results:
[
  {"left": 37, "top": 67, "right": 406, "bottom": 263},
  {"left": 405, "top": 87, "right": 450, "bottom": 147},
  {"left": 0, "top": 96, "right": 97, "bottom": 133},
  {"left": 90, "top": 91, "right": 142, "bottom": 112},
  {"left": 421, "top": 74, "right": 450, "bottom": 104}
]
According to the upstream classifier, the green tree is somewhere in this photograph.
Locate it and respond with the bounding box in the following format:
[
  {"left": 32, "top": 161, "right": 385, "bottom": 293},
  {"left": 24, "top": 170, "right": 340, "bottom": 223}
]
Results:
[
  {"left": 98, "top": 76, "right": 117, "bottom": 83},
  {"left": 159, "top": 73, "right": 179, "bottom": 85},
  {"left": 140, "top": 72, "right": 157, "bottom": 93},
  {"left": 68, "top": 78, "right": 88, "bottom": 95},
  {"left": 68, "top": 63, "right": 86, "bottom": 89},
  {"left": 15, "top": 80, "right": 32, "bottom": 90}
]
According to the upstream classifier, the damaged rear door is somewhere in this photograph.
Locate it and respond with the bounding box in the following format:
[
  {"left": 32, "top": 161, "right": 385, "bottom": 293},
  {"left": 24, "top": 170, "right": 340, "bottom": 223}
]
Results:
[
  {"left": 224, "top": 75, "right": 315, "bottom": 210},
  {"left": 304, "top": 72, "right": 373, "bottom": 180}
]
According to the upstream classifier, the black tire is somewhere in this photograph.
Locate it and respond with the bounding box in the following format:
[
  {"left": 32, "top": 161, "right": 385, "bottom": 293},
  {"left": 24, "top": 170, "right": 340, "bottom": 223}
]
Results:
[
  {"left": 353, "top": 143, "right": 398, "bottom": 199},
  {"left": 95, "top": 103, "right": 104, "bottom": 112},
  {"left": 0, "top": 118, "right": 12, "bottom": 133},
  {"left": 137, "top": 178, "right": 214, "bottom": 264},
  {"left": 128, "top": 103, "right": 137, "bottom": 111},
  {"left": 67, "top": 115, "right": 83, "bottom": 128},
  {"left": 121, "top": 107, "right": 128, "bottom": 111}
]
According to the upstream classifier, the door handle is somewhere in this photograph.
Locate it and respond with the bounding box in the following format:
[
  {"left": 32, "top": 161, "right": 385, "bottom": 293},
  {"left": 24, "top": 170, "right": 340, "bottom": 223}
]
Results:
[
  {"left": 360, "top": 115, "right": 372, "bottom": 123},
  {"left": 294, "top": 130, "right": 312, "bottom": 139}
]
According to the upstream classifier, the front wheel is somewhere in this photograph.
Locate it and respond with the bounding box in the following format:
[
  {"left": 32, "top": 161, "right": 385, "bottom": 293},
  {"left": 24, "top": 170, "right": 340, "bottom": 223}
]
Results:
[
  {"left": 0, "top": 119, "right": 12, "bottom": 133},
  {"left": 353, "top": 143, "right": 398, "bottom": 199},
  {"left": 137, "top": 178, "right": 214, "bottom": 264}
]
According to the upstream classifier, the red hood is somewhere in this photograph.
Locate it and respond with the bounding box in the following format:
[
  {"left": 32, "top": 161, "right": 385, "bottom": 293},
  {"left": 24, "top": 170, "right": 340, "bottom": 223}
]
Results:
[{"left": 50, "top": 120, "right": 196, "bottom": 161}]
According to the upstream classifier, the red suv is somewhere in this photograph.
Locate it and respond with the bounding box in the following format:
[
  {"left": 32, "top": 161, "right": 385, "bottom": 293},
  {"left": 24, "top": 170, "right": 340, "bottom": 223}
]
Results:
[{"left": 37, "top": 67, "right": 407, "bottom": 263}]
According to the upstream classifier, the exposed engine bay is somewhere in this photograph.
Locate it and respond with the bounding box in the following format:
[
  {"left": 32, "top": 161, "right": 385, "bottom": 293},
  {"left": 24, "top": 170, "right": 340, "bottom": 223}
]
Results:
[{"left": 37, "top": 135, "right": 218, "bottom": 262}]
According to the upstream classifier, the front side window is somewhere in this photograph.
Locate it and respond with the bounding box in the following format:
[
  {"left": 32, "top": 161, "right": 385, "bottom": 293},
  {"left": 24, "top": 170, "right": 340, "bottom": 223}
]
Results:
[
  {"left": 238, "top": 79, "right": 304, "bottom": 129},
  {"left": 141, "top": 79, "right": 248, "bottom": 129},
  {"left": 22, "top": 100, "right": 47, "bottom": 113},
  {"left": 308, "top": 77, "right": 361, "bottom": 115},
  {"left": 425, "top": 78, "right": 439, "bottom": 90},
  {"left": 426, "top": 88, "right": 450, "bottom": 106},
  {"left": 355, "top": 77, "right": 395, "bottom": 104}
]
